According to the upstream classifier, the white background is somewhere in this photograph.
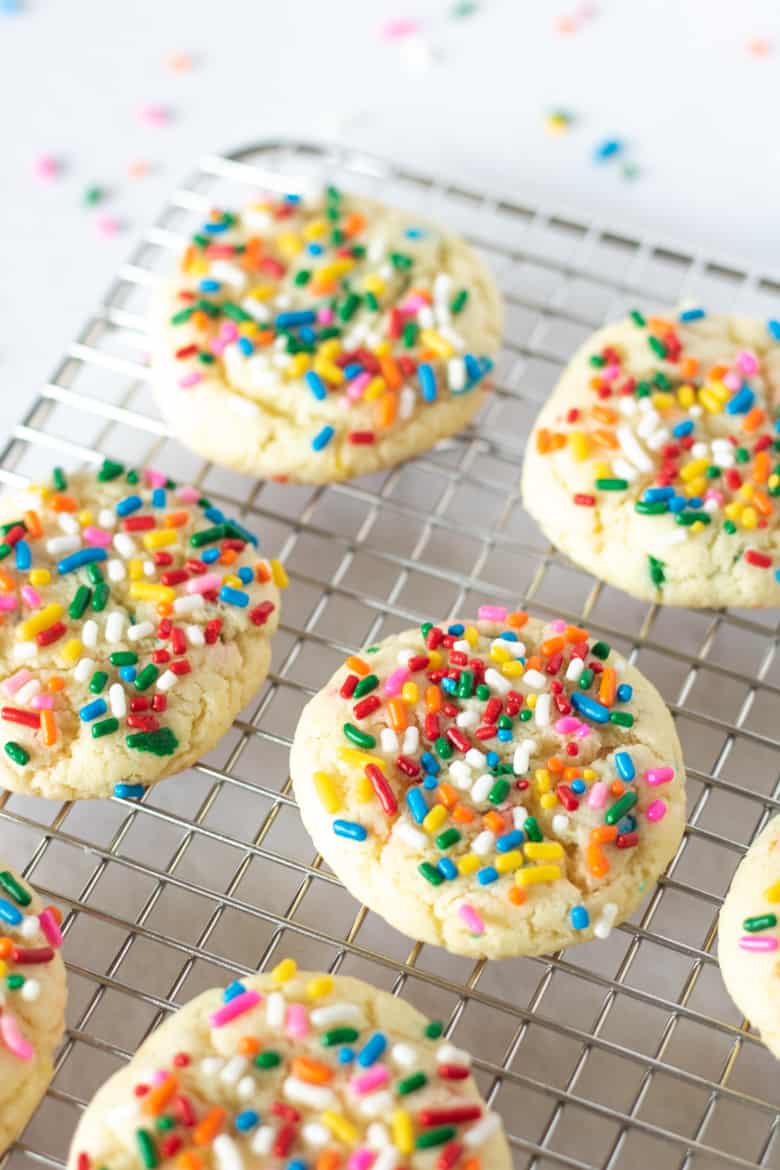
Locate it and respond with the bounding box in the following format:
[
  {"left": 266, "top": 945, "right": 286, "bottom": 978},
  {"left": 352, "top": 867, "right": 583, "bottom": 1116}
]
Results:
[{"left": 1, "top": 0, "right": 778, "bottom": 437}]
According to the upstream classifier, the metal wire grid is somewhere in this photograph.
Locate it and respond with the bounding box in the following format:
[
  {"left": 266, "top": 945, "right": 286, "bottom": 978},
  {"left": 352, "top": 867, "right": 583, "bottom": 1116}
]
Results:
[{"left": 0, "top": 139, "right": 779, "bottom": 1170}]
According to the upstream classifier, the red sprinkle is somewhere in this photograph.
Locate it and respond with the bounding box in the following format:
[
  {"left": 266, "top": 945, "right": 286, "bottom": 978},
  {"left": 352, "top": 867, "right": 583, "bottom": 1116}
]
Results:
[
  {"left": 36, "top": 621, "right": 66, "bottom": 646},
  {"left": 348, "top": 431, "right": 376, "bottom": 445},
  {"left": 1, "top": 706, "right": 40, "bottom": 729},
  {"left": 353, "top": 695, "right": 381, "bottom": 720},
  {"left": 745, "top": 549, "right": 772, "bottom": 569},
  {"left": 249, "top": 601, "right": 275, "bottom": 626},
  {"left": 340, "top": 674, "right": 359, "bottom": 700},
  {"left": 365, "top": 763, "right": 398, "bottom": 815},
  {"left": 419, "top": 1105, "right": 482, "bottom": 1126},
  {"left": 437, "top": 1063, "right": 470, "bottom": 1080},
  {"left": 574, "top": 494, "right": 597, "bottom": 506}
]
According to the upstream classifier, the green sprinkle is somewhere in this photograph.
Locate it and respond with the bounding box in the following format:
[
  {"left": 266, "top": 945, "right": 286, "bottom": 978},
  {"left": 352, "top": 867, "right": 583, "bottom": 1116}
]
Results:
[
  {"left": 5, "top": 973, "right": 24, "bottom": 990},
  {"left": 69, "top": 585, "right": 91, "bottom": 619},
  {"left": 134, "top": 665, "right": 160, "bottom": 692},
  {"left": 675, "top": 512, "right": 711, "bottom": 526},
  {"left": 390, "top": 251, "right": 413, "bottom": 270},
  {"left": 254, "top": 1050, "right": 281, "bottom": 1069},
  {"left": 635, "top": 381, "right": 651, "bottom": 398},
  {"left": 578, "top": 668, "right": 594, "bottom": 690},
  {"left": 83, "top": 185, "right": 104, "bottom": 206},
  {"left": 519, "top": 708, "right": 532, "bottom": 721},
  {"left": 743, "top": 913, "right": 777, "bottom": 932},
  {"left": 126, "top": 728, "right": 178, "bottom": 756},
  {"left": 591, "top": 641, "right": 610, "bottom": 660},
  {"left": 339, "top": 292, "right": 361, "bottom": 322},
  {"left": 190, "top": 524, "right": 227, "bottom": 548},
  {"left": 343, "top": 723, "right": 376, "bottom": 749},
  {"left": 524, "top": 816, "right": 543, "bottom": 843},
  {"left": 92, "top": 717, "right": 119, "bottom": 739},
  {"left": 198, "top": 351, "right": 216, "bottom": 364},
  {"left": 605, "top": 790, "right": 638, "bottom": 825},
  {"left": 294, "top": 269, "right": 311, "bottom": 286},
  {"left": 87, "top": 561, "right": 104, "bottom": 586},
  {"left": 635, "top": 500, "right": 668, "bottom": 515},
  {"left": 630, "top": 310, "right": 646, "bottom": 327},
  {"left": 706, "top": 466, "right": 721, "bottom": 479},
  {"left": 648, "top": 336, "right": 667, "bottom": 358},
  {"left": 421, "top": 622, "right": 433, "bottom": 640},
  {"left": 456, "top": 670, "right": 474, "bottom": 699},
  {"left": 155, "top": 1117, "right": 174, "bottom": 1132},
  {"left": 648, "top": 555, "right": 666, "bottom": 586},
  {"left": 497, "top": 714, "right": 513, "bottom": 731},
  {"left": 435, "top": 828, "right": 461, "bottom": 850},
  {"left": 476, "top": 684, "right": 490, "bottom": 701},
  {"left": 418, "top": 862, "right": 444, "bottom": 886},
  {"left": 723, "top": 520, "right": 737, "bottom": 534},
  {"left": 397, "top": 1072, "right": 428, "bottom": 1095},
  {"left": 363, "top": 291, "right": 378, "bottom": 312},
  {"left": 424, "top": 1019, "right": 444, "bottom": 1039},
  {"left": 4, "top": 742, "right": 29, "bottom": 766},
  {"left": 221, "top": 302, "right": 252, "bottom": 323},
  {"left": 92, "top": 583, "right": 109, "bottom": 611},
  {"left": 126, "top": 470, "right": 140, "bottom": 485},
  {"left": 330, "top": 227, "right": 345, "bottom": 246},
  {"left": 595, "top": 478, "right": 629, "bottom": 491},
  {"left": 353, "top": 674, "right": 379, "bottom": 699},
  {"left": 402, "top": 320, "right": 418, "bottom": 348},
  {"left": 110, "top": 651, "right": 138, "bottom": 667},
  {"left": 653, "top": 371, "right": 672, "bottom": 389},
  {"left": 451, "top": 289, "right": 469, "bottom": 314},
  {"left": 170, "top": 307, "right": 193, "bottom": 326},
  {"left": 0, "top": 871, "right": 31, "bottom": 906},
  {"left": 416, "top": 1126, "right": 456, "bottom": 1149},
  {"left": 0, "top": 544, "right": 12, "bottom": 562},
  {"left": 135, "top": 1130, "right": 158, "bottom": 1170},
  {"left": 735, "top": 447, "right": 750, "bottom": 464},
  {"left": 98, "top": 459, "right": 124, "bottom": 482},
  {"left": 609, "top": 711, "right": 634, "bottom": 727},
  {"left": 488, "top": 778, "right": 511, "bottom": 805},
  {"left": 589, "top": 354, "right": 606, "bottom": 368},
  {"left": 52, "top": 467, "right": 67, "bottom": 491},
  {"left": 320, "top": 1027, "right": 359, "bottom": 1047},
  {"left": 89, "top": 671, "right": 108, "bottom": 694},
  {"left": 434, "top": 736, "right": 453, "bottom": 760}
]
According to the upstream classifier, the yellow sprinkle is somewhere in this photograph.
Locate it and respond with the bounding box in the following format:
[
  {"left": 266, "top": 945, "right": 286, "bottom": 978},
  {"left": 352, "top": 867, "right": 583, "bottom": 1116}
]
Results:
[
  {"left": 593, "top": 460, "right": 611, "bottom": 479},
  {"left": 457, "top": 853, "right": 481, "bottom": 876},
  {"left": 401, "top": 682, "right": 419, "bottom": 704},
  {"left": 582, "top": 768, "right": 597, "bottom": 781},
  {"left": 707, "top": 379, "right": 730, "bottom": 404},
  {"left": 313, "top": 771, "right": 342, "bottom": 814},
  {"left": 317, "top": 259, "right": 354, "bottom": 283},
  {"left": 569, "top": 431, "right": 590, "bottom": 461},
  {"left": 374, "top": 340, "right": 391, "bottom": 356},
  {"left": 764, "top": 880, "right": 780, "bottom": 903},
  {"left": 129, "top": 558, "right": 145, "bottom": 581},
  {"left": 724, "top": 501, "right": 742, "bottom": 522},
  {"left": 0, "top": 961, "right": 6, "bottom": 978},
  {"left": 526, "top": 693, "right": 537, "bottom": 710},
  {"left": 363, "top": 376, "right": 386, "bottom": 402},
  {"left": 30, "top": 484, "right": 48, "bottom": 498},
  {"left": 427, "top": 650, "right": 443, "bottom": 669},
  {"left": 698, "top": 389, "right": 721, "bottom": 414},
  {"left": 28, "top": 569, "right": 50, "bottom": 587},
  {"left": 690, "top": 521, "right": 707, "bottom": 534},
  {"left": 738, "top": 482, "right": 755, "bottom": 500},
  {"left": 338, "top": 747, "right": 384, "bottom": 769},
  {"left": 307, "top": 975, "right": 334, "bottom": 999},
  {"left": 677, "top": 383, "right": 695, "bottom": 407},
  {"left": 363, "top": 274, "right": 386, "bottom": 297},
  {"left": 490, "top": 643, "right": 512, "bottom": 663},
  {"left": 525, "top": 841, "right": 564, "bottom": 861},
  {"left": 222, "top": 574, "right": 243, "bottom": 590},
  {"left": 303, "top": 218, "right": 327, "bottom": 241},
  {"left": 276, "top": 231, "right": 304, "bottom": 259},
  {"left": 77, "top": 510, "right": 93, "bottom": 526},
  {"left": 680, "top": 458, "right": 709, "bottom": 483},
  {"left": 540, "top": 793, "right": 558, "bottom": 810},
  {"left": 534, "top": 768, "right": 551, "bottom": 794},
  {"left": 420, "top": 329, "right": 454, "bottom": 359},
  {"left": 247, "top": 284, "right": 274, "bottom": 302},
  {"left": 356, "top": 774, "right": 373, "bottom": 803},
  {"left": 129, "top": 582, "right": 176, "bottom": 604},
  {"left": 189, "top": 257, "right": 209, "bottom": 277},
  {"left": 286, "top": 353, "right": 311, "bottom": 380},
  {"left": 501, "top": 661, "right": 524, "bottom": 678},
  {"left": 271, "top": 958, "right": 297, "bottom": 984},
  {"left": 314, "top": 359, "right": 345, "bottom": 385},
  {"left": 495, "top": 850, "right": 524, "bottom": 874},
  {"left": 423, "top": 805, "right": 448, "bottom": 834},
  {"left": 270, "top": 559, "right": 288, "bottom": 589},
  {"left": 59, "top": 638, "right": 83, "bottom": 667},
  {"left": 318, "top": 338, "right": 342, "bottom": 360},
  {"left": 741, "top": 507, "right": 758, "bottom": 530},
  {"left": 321, "top": 1111, "right": 358, "bottom": 1145},
  {"left": 392, "top": 1110, "right": 414, "bottom": 1157},
  {"left": 142, "top": 529, "right": 178, "bottom": 551},
  {"left": 464, "top": 626, "right": 479, "bottom": 647},
  {"left": 651, "top": 392, "right": 674, "bottom": 411},
  {"left": 515, "top": 864, "right": 562, "bottom": 887},
  {"left": 685, "top": 477, "right": 707, "bottom": 498},
  {"left": 18, "top": 603, "right": 63, "bottom": 641}
]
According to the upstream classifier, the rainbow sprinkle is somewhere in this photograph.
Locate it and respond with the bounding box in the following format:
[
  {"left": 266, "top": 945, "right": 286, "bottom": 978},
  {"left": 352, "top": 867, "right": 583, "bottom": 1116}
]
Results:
[{"left": 0, "top": 868, "right": 63, "bottom": 1064}]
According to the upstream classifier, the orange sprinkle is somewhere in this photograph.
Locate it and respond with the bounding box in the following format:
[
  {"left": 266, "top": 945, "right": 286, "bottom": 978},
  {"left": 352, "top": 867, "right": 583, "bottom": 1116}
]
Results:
[
  {"left": 610, "top": 780, "right": 625, "bottom": 797},
  {"left": 378, "top": 354, "right": 402, "bottom": 390},
  {"left": 508, "top": 888, "right": 527, "bottom": 906},
  {"left": 191, "top": 310, "right": 209, "bottom": 331},
  {"left": 0, "top": 570, "right": 15, "bottom": 592},
  {"left": 316, "top": 1152, "right": 343, "bottom": 1170},
  {"left": 507, "top": 611, "right": 529, "bottom": 628},
  {"left": 437, "top": 782, "right": 458, "bottom": 810},
  {"left": 343, "top": 211, "right": 367, "bottom": 237},
  {"left": 536, "top": 428, "right": 552, "bottom": 454},
  {"left": 482, "top": 810, "right": 505, "bottom": 834},
  {"left": 255, "top": 328, "right": 276, "bottom": 347},
  {"left": 291, "top": 1056, "right": 333, "bottom": 1085},
  {"left": 550, "top": 432, "right": 566, "bottom": 451},
  {"left": 177, "top": 1153, "right": 202, "bottom": 1170},
  {"left": 589, "top": 375, "right": 603, "bottom": 392},
  {"left": 566, "top": 625, "right": 588, "bottom": 643},
  {"left": 743, "top": 407, "right": 766, "bottom": 434},
  {"left": 346, "top": 656, "right": 370, "bottom": 677},
  {"left": 156, "top": 602, "right": 173, "bottom": 617},
  {"left": 142, "top": 1072, "right": 178, "bottom": 1116},
  {"left": 546, "top": 756, "right": 564, "bottom": 774},
  {"left": 40, "top": 708, "right": 57, "bottom": 747},
  {"left": 647, "top": 316, "right": 674, "bottom": 333},
  {"left": 46, "top": 676, "right": 66, "bottom": 692},
  {"left": 376, "top": 392, "right": 397, "bottom": 429},
  {"left": 598, "top": 667, "right": 617, "bottom": 707},
  {"left": 753, "top": 490, "right": 773, "bottom": 517},
  {"left": 425, "top": 685, "right": 442, "bottom": 713},
  {"left": 23, "top": 510, "right": 43, "bottom": 539},
  {"left": 586, "top": 842, "right": 610, "bottom": 878},
  {"left": 592, "top": 427, "right": 619, "bottom": 450},
  {"left": 387, "top": 698, "right": 407, "bottom": 732},
  {"left": 707, "top": 362, "right": 729, "bottom": 380},
  {"left": 219, "top": 548, "right": 237, "bottom": 565},
  {"left": 592, "top": 405, "right": 618, "bottom": 425},
  {"left": 590, "top": 824, "right": 618, "bottom": 845},
  {"left": 237, "top": 1035, "right": 260, "bottom": 1057},
  {"left": 164, "top": 511, "right": 190, "bottom": 528},
  {"left": 310, "top": 278, "right": 337, "bottom": 296},
  {"left": 44, "top": 905, "right": 62, "bottom": 925},
  {"left": 0, "top": 938, "right": 13, "bottom": 959},
  {"left": 541, "top": 636, "right": 565, "bottom": 656},
  {"left": 48, "top": 493, "right": 77, "bottom": 513},
  {"left": 182, "top": 244, "right": 197, "bottom": 272},
  {"left": 255, "top": 562, "right": 271, "bottom": 583},
  {"left": 562, "top": 767, "right": 580, "bottom": 783},
  {"left": 452, "top": 803, "right": 476, "bottom": 824},
  {"left": 525, "top": 654, "right": 542, "bottom": 672},
  {"left": 753, "top": 451, "right": 771, "bottom": 483},
  {"left": 193, "top": 1106, "right": 226, "bottom": 1146},
  {"left": 680, "top": 356, "right": 699, "bottom": 380}
]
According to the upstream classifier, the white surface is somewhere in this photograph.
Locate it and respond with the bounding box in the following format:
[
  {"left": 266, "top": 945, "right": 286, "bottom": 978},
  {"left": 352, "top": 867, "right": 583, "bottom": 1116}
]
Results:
[{"left": 1, "top": 0, "right": 779, "bottom": 439}]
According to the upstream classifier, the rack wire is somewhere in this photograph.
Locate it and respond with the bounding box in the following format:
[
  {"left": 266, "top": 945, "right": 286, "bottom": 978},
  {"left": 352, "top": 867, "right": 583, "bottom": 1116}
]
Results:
[{"left": 1, "top": 139, "right": 779, "bottom": 1170}]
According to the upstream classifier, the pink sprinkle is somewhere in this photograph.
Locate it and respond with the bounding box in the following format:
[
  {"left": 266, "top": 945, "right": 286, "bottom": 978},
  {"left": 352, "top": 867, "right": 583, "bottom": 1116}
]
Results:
[
  {"left": 219, "top": 322, "right": 239, "bottom": 342},
  {"left": 285, "top": 1002, "right": 309, "bottom": 1039},
  {"left": 736, "top": 350, "right": 759, "bottom": 376},
  {"left": 384, "top": 667, "right": 410, "bottom": 696},
  {"left": 30, "top": 694, "right": 54, "bottom": 710},
  {"left": 602, "top": 363, "right": 620, "bottom": 381},
  {"left": 549, "top": 618, "right": 567, "bottom": 633},
  {"left": 348, "top": 1151, "right": 376, "bottom": 1170},
  {"left": 704, "top": 489, "right": 725, "bottom": 506},
  {"left": 177, "top": 486, "right": 199, "bottom": 504},
  {"left": 574, "top": 721, "right": 591, "bottom": 739},
  {"left": 458, "top": 903, "right": 485, "bottom": 935},
  {"left": 722, "top": 371, "right": 741, "bottom": 392},
  {"left": 145, "top": 469, "right": 167, "bottom": 488},
  {"left": 644, "top": 767, "right": 674, "bottom": 786},
  {"left": 3, "top": 669, "right": 32, "bottom": 696},
  {"left": 346, "top": 371, "right": 372, "bottom": 402},
  {"left": 477, "top": 605, "right": 507, "bottom": 622},
  {"left": 186, "top": 573, "right": 222, "bottom": 595},
  {"left": 646, "top": 799, "right": 667, "bottom": 822},
  {"left": 39, "top": 908, "right": 63, "bottom": 948},
  {"left": 587, "top": 781, "right": 608, "bottom": 809},
  {"left": 380, "top": 17, "right": 420, "bottom": 39},
  {"left": 208, "top": 989, "right": 262, "bottom": 1028},
  {"left": 96, "top": 214, "right": 120, "bottom": 238},
  {"left": 739, "top": 935, "right": 778, "bottom": 953},
  {"left": 179, "top": 371, "right": 203, "bottom": 389},
  {"left": 138, "top": 102, "right": 170, "bottom": 126},
  {"left": 350, "top": 1065, "right": 389, "bottom": 1095},
  {"left": 0, "top": 595, "right": 18, "bottom": 613},
  {"left": 0, "top": 1013, "right": 33, "bottom": 1061},
  {"left": 83, "top": 525, "right": 113, "bottom": 547},
  {"left": 34, "top": 154, "right": 59, "bottom": 182},
  {"left": 555, "top": 715, "right": 581, "bottom": 735},
  {"left": 20, "top": 585, "right": 41, "bottom": 609},
  {"left": 317, "top": 307, "right": 335, "bottom": 325},
  {"left": 151, "top": 1068, "right": 170, "bottom": 1086},
  {"left": 209, "top": 337, "right": 228, "bottom": 356},
  {"left": 399, "top": 293, "right": 427, "bottom": 313}
]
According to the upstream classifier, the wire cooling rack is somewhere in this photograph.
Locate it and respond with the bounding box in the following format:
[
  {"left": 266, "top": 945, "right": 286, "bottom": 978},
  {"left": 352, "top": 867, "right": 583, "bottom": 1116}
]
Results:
[{"left": 1, "top": 139, "right": 780, "bottom": 1170}]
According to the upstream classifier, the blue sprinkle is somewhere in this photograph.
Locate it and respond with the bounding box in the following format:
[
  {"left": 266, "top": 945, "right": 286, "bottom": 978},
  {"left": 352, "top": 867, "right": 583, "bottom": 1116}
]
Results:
[
  {"left": 220, "top": 585, "right": 249, "bottom": 607},
  {"left": 203, "top": 220, "right": 228, "bottom": 234},
  {"left": 224, "top": 980, "right": 247, "bottom": 1002},
  {"left": 497, "top": 728, "right": 513, "bottom": 742},
  {"left": 0, "top": 898, "right": 23, "bottom": 926},
  {"left": 79, "top": 698, "right": 108, "bottom": 722},
  {"left": 644, "top": 486, "right": 675, "bottom": 502},
  {"left": 202, "top": 547, "right": 220, "bottom": 563},
  {"left": 116, "top": 495, "right": 143, "bottom": 517},
  {"left": 447, "top": 624, "right": 465, "bottom": 636},
  {"left": 284, "top": 193, "right": 301, "bottom": 204},
  {"left": 776, "top": 568, "right": 780, "bottom": 582},
  {"left": 357, "top": 1032, "right": 387, "bottom": 1067},
  {"left": 14, "top": 540, "right": 30, "bottom": 571},
  {"left": 205, "top": 507, "right": 225, "bottom": 524},
  {"left": 237, "top": 566, "right": 253, "bottom": 585},
  {"left": 614, "top": 751, "right": 635, "bottom": 781},
  {"left": 198, "top": 279, "right": 221, "bottom": 293},
  {"left": 406, "top": 787, "right": 428, "bottom": 824},
  {"left": 420, "top": 751, "right": 440, "bottom": 775},
  {"left": 671, "top": 420, "right": 694, "bottom": 438},
  {"left": 286, "top": 1162, "right": 306, "bottom": 1170},
  {"left": 616, "top": 683, "right": 632, "bottom": 703},
  {"left": 312, "top": 425, "right": 335, "bottom": 452},
  {"left": 299, "top": 327, "right": 317, "bottom": 345},
  {"left": 678, "top": 308, "right": 706, "bottom": 322},
  {"left": 418, "top": 362, "right": 437, "bottom": 403},
  {"left": 594, "top": 138, "right": 623, "bottom": 161},
  {"left": 570, "top": 906, "right": 590, "bottom": 930},
  {"left": 768, "top": 319, "right": 780, "bottom": 341},
  {"left": 57, "top": 547, "right": 107, "bottom": 575},
  {"left": 441, "top": 677, "right": 457, "bottom": 694},
  {"left": 307, "top": 242, "right": 324, "bottom": 256},
  {"left": 437, "top": 858, "right": 458, "bottom": 880},
  {"left": 570, "top": 779, "right": 586, "bottom": 795},
  {"left": 496, "top": 829, "right": 524, "bottom": 852},
  {"left": 405, "top": 227, "right": 427, "bottom": 238},
  {"left": 725, "top": 386, "right": 755, "bottom": 415},
  {"left": 152, "top": 488, "right": 166, "bottom": 509},
  {"left": 668, "top": 495, "right": 687, "bottom": 513},
  {"left": 617, "top": 815, "right": 637, "bottom": 835},
  {"left": 343, "top": 363, "right": 363, "bottom": 380},
  {"left": 687, "top": 497, "right": 702, "bottom": 509},
  {"left": 119, "top": 666, "right": 137, "bottom": 683},
  {"left": 338, "top": 1046, "right": 355, "bottom": 1064},
  {"left": 305, "top": 370, "right": 327, "bottom": 401},
  {"left": 238, "top": 337, "right": 254, "bottom": 356},
  {"left": 423, "top": 773, "right": 439, "bottom": 790},
  {"left": 225, "top": 518, "right": 258, "bottom": 546},
  {"left": 462, "top": 353, "right": 493, "bottom": 391},
  {"left": 486, "top": 751, "right": 499, "bottom": 768},
  {"left": 275, "top": 310, "right": 316, "bottom": 330},
  {"left": 498, "top": 630, "right": 518, "bottom": 641},
  {"left": 570, "top": 692, "right": 609, "bottom": 724},
  {"left": 477, "top": 866, "right": 498, "bottom": 886},
  {"left": 114, "top": 782, "right": 145, "bottom": 799},
  {"left": 333, "top": 819, "right": 367, "bottom": 842},
  {"left": 235, "top": 1110, "right": 259, "bottom": 1132}
]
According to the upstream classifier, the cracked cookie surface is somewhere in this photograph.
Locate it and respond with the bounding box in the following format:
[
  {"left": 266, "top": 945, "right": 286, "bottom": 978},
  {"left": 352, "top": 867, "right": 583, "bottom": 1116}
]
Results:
[{"left": 291, "top": 609, "right": 686, "bottom": 958}]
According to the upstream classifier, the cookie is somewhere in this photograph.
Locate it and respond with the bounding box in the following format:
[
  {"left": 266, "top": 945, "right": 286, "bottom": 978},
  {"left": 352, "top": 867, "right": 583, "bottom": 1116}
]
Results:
[
  {"left": 719, "top": 814, "right": 780, "bottom": 1058},
  {"left": 0, "top": 461, "right": 282, "bottom": 800},
  {"left": 522, "top": 311, "right": 780, "bottom": 607},
  {"left": 290, "top": 608, "right": 686, "bottom": 959},
  {"left": 150, "top": 188, "right": 503, "bottom": 483},
  {"left": 68, "top": 961, "right": 512, "bottom": 1170},
  {"left": 0, "top": 864, "right": 66, "bottom": 1151}
]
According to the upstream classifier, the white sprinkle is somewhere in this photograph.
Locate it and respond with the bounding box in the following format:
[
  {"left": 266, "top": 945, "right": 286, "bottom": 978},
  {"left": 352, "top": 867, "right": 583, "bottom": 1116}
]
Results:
[
  {"left": 611, "top": 458, "right": 639, "bottom": 483},
  {"left": 566, "top": 657, "right": 583, "bottom": 681},
  {"left": 250, "top": 1127, "right": 274, "bottom": 1156},
  {"left": 646, "top": 427, "right": 670, "bottom": 451},
  {"left": 691, "top": 441, "right": 708, "bottom": 459},
  {"left": 173, "top": 594, "right": 204, "bottom": 615},
  {"left": 395, "top": 822, "right": 426, "bottom": 850},
  {"left": 211, "top": 259, "right": 247, "bottom": 291},
  {"left": 616, "top": 425, "right": 652, "bottom": 472},
  {"left": 470, "top": 773, "right": 494, "bottom": 804},
  {"left": 472, "top": 829, "right": 495, "bottom": 855},
  {"left": 74, "top": 657, "right": 95, "bottom": 683},
  {"left": 20, "top": 916, "right": 39, "bottom": 939},
  {"left": 241, "top": 296, "right": 270, "bottom": 324},
  {"left": 437, "top": 1042, "right": 471, "bottom": 1066},
  {"left": 513, "top": 739, "right": 535, "bottom": 775},
  {"left": 449, "top": 760, "right": 472, "bottom": 789},
  {"left": 98, "top": 508, "right": 116, "bottom": 529},
  {"left": 237, "top": 1076, "right": 255, "bottom": 1100},
  {"left": 109, "top": 687, "right": 127, "bottom": 724},
  {"left": 390, "top": 1042, "right": 417, "bottom": 1069},
  {"left": 465, "top": 747, "right": 485, "bottom": 769},
  {"left": 219, "top": 1056, "right": 247, "bottom": 1085},
  {"left": 143, "top": 560, "right": 156, "bottom": 578},
  {"left": 399, "top": 386, "right": 416, "bottom": 419},
  {"left": 402, "top": 726, "right": 419, "bottom": 754},
  {"left": 200, "top": 1057, "right": 222, "bottom": 1078},
  {"left": 310, "top": 1002, "right": 365, "bottom": 1029},
  {"left": 522, "top": 669, "right": 546, "bottom": 690},
  {"left": 82, "top": 620, "right": 98, "bottom": 648},
  {"left": 367, "top": 1123, "right": 391, "bottom": 1149},
  {"left": 535, "top": 693, "right": 552, "bottom": 727},
  {"left": 283, "top": 1076, "right": 336, "bottom": 1110},
  {"left": 397, "top": 649, "right": 415, "bottom": 665},
  {"left": 380, "top": 728, "right": 399, "bottom": 753},
  {"left": 464, "top": 1112, "right": 500, "bottom": 1148},
  {"left": 594, "top": 901, "right": 619, "bottom": 940},
  {"left": 105, "top": 611, "right": 124, "bottom": 643},
  {"left": 12, "top": 642, "right": 36, "bottom": 662},
  {"left": 58, "top": 513, "right": 79, "bottom": 535},
  {"left": 301, "top": 1122, "right": 329, "bottom": 1148},
  {"left": 552, "top": 813, "right": 569, "bottom": 836},
  {"left": 513, "top": 806, "right": 529, "bottom": 829},
  {"left": 212, "top": 1134, "right": 243, "bottom": 1170},
  {"left": 372, "top": 1150, "right": 400, "bottom": 1170},
  {"left": 128, "top": 621, "right": 154, "bottom": 642},
  {"left": 156, "top": 670, "right": 177, "bottom": 693},
  {"left": 266, "top": 991, "right": 286, "bottom": 1029},
  {"left": 186, "top": 623, "right": 205, "bottom": 646},
  {"left": 452, "top": 639, "right": 470, "bottom": 653},
  {"left": 107, "top": 559, "right": 126, "bottom": 582},
  {"left": 20, "top": 978, "right": 40, "bottom": 1002},
  {"left": 46, "top": 535, "right": 79, "bottom": 556},
  {"left": 654, "top": 529, "right": 687, "bottom": 546},
  {"left": 15, "top": 680, "right": 41, "bottom": 706},
  {"left": 483, "top": 668, "right": 510, "bottom": 695},
  {"left": 228, "top": 395, "right": 261, "bottom": 419},
  {"left": 358, "top": 1090, "right": 393, "bottom": 1119},
  {"left": 113, "top": 533, "right": 136, "bottom": 559},
  {"left": 433, "top": 272, "right": 452, "bottom": 304},
  {"left": 456, "top": 709, "right": 479, "bottom": 730}
]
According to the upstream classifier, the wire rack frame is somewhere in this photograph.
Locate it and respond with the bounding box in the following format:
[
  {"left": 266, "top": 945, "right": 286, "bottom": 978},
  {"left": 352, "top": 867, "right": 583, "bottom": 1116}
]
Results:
[{"left": 1, "top": 139, "right": 779, "bottom": 1170}]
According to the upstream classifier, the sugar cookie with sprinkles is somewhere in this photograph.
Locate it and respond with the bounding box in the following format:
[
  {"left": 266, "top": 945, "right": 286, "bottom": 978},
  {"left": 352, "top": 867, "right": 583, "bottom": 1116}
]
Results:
[
  {"left": 150, "top": 188, "right": 503, "bottom": 483},
  {"left": 68, "top": 962, "right": 512, "bottom": 1170},
  {"left": 0, "top": 864, "right": 66, "bottom": 1150},
  {"left": 0, "top": 463, "right": 282, "bottom": 800},
  {"left": 719, "top": 814, "right": 780, "bottom": 1058},
  {"left": 522, "top": 312, "right": 780, "bottom": 607},
  {"left": 290, "top": 609, "right": 686, "bottom": 959}
]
